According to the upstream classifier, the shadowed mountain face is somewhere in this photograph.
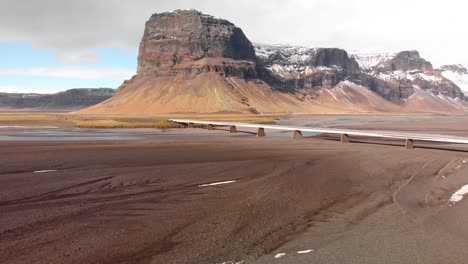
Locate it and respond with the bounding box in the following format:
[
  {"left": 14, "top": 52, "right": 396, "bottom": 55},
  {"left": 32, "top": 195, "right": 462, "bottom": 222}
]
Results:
[
  {"left": 0, "top": 88, "right": 115, "bottom": 110},
  {"left": 81, "top": 10, "right": 468, "bottom": 115}
]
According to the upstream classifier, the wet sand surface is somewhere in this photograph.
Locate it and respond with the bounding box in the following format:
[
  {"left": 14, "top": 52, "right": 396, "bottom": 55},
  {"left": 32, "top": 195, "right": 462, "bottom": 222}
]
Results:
[{"left": 2, "top": 116, "right": 468, "bottom": 263}]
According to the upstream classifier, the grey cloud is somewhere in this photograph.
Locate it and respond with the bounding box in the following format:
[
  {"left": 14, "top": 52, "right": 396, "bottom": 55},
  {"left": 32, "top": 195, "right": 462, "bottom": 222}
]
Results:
[{"left": 1, "top": 0, "right": 467, "bottom": 66}]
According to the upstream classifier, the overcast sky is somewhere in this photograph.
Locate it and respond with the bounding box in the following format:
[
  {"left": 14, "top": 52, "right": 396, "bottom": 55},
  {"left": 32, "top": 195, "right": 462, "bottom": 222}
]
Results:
[{"left": 0, "top": 0, "right": 467, "bottom": 93}]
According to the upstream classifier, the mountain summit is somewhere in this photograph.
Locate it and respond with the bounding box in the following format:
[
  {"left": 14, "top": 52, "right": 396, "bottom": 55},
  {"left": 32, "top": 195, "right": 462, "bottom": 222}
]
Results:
[{"left": 82, "top": 10, "right": 468, "bottom": 114}]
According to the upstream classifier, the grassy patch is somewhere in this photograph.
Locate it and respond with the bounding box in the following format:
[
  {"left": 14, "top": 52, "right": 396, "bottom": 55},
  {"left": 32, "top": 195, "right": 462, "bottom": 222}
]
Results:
[{"left": 0, "top": 113, "right": 56, "bottom": 121}]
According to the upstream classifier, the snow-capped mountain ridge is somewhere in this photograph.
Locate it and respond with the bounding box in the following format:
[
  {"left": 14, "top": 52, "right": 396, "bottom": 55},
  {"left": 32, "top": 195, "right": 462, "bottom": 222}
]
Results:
[
  {"left": 441, "top": 65, "right": 468, "bottom": 96},
  {"left": 253, "top": 43, "right": 466, "bottom": 110}
]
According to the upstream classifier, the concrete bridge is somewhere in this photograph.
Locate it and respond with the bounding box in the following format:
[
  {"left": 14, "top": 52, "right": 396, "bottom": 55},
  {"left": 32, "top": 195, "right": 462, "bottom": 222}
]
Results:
[{"left": 170, "top": 119, "right": 468, "bottom": 149}]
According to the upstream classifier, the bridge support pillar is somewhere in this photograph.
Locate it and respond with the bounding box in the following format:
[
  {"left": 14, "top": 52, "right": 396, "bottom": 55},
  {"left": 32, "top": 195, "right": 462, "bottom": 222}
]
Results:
[
  {"left": 188, "top": 122, "right": 195, "bottom": 128},
  {"left": 405, "top": 138, "right": 414, "bottom": 149},
  {"left": 230, "top": 126, "right": 237, "bottom": 133},
  {"left": 341, "top": 134, "right": 350, "bottom": 143},
  {"left": 293, "top": 130, "right": 303, "bottom": 139},
  {"left": 257, "top": 128, "right": 265, "bottom": 137},
  {"left": 207, "top": 124, "right": 215, "bottom": 130}
]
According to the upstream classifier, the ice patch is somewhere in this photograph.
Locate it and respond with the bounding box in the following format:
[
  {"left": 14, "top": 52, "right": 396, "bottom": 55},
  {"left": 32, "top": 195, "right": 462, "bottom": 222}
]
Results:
[
  {"left": 198, "top": 180, "right": 237, "bottom": 187},
  {"left": 297, "top": 249, "right": 314, "bottom": 254},
  {"left": 449, "top": 185, "right": 468, "bottom": 204},
  {"left": 34, "top": 170, "right": 58, "bottom": 173},
  {"left": 274, "top": 253, "right": 286, "bottom": 259}
]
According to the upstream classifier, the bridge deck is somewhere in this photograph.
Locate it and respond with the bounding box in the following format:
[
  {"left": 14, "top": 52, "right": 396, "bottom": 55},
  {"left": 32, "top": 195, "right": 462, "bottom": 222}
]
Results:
[{"left": 170, "top": 119, "right": 468, "bottom": 145}]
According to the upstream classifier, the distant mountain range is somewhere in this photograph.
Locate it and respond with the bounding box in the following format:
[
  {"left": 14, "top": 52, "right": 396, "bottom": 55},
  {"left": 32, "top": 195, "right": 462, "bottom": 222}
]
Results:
[
  {"left": 255, "top": 44, "right": 468, "bottom": 113},
  {"left": 0, "top": 88, "right": 115, "bottom": 110},
  {"left": 67, "top": 10, "right": 468, "bottom": 114}
]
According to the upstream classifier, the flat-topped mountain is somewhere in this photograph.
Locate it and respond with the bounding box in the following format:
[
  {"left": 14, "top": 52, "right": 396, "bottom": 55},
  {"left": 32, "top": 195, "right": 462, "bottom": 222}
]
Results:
[
  {"left": 82, "top": 10, "right": 325, "bottom": 114},
  {"left": 81, "top": 10, "right": 468, "bottom": 114},
  {"left": 137, "top": 10, "right": 257, "bottom": 77}
]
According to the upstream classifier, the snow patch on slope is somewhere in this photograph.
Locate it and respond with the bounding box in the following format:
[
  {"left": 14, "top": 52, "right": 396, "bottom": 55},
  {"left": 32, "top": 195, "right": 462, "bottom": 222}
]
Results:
[
  {"left": 267, "top": 64, "right": 340, "bottom": 79},
  {"left": 254, "top": 43, "right": 315, "bottom": 64},
  {"left": 375, "top": 70, "right": 443, "bottom": 83},
  {"left": 351, "top": 53, "right": 395, "bottom": 71}
]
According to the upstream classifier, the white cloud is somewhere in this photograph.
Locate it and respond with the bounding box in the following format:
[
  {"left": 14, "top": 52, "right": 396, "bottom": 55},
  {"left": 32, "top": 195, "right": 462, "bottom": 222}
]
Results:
[
  {"left": 0, "top": 67, "right": 135, "bottom": 80},
  {"left": 54, "top": 51, "right": 101, "bottom": 63}
]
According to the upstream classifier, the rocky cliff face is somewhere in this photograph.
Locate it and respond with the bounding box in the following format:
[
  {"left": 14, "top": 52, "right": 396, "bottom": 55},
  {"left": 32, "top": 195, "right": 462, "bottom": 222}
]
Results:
[
  {"left": 379, "top": 51, "right": 433, "bottom": 72},
  {"left": 0, "top": 88, "right": 115, "bottom": 110},
  {"left": 137, "top": 9, "right": 257, "bottom": 79},
  {"left": 254, "top": 44, "right": 360, "bottom": 91}
]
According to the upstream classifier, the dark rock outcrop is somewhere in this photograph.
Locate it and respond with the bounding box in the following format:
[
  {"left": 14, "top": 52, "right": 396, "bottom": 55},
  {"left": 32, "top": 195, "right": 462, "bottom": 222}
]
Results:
[
  {"left": 309, "top": 48, "right": 361, "bottom": 73},
  {"left": 381, "top": 51, "right": 433, "bottom": 72},
  {"left": 137, "top": 9, "right": 257, "bottom": 78},
  {"left": 0, "top": 88, "right": 115, "bottom": 110}
]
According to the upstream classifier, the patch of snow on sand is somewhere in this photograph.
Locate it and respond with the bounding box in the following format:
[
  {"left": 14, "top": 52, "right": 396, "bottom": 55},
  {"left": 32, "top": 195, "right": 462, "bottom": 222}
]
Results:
[
  {"left": 449, "top": 185, "right": 468, "bottom": 205},
  {"left": 198, "top": 180, "right": 237, "bottom": 187},
  {"left": 297, "top": 249, "right": 314, "bottom": 254},
  {"left": 33, "top": 170, "right": 58, "bottom": 173},
  {"left": 274, "top": 253, "right": 286, "bottom": 259}
]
